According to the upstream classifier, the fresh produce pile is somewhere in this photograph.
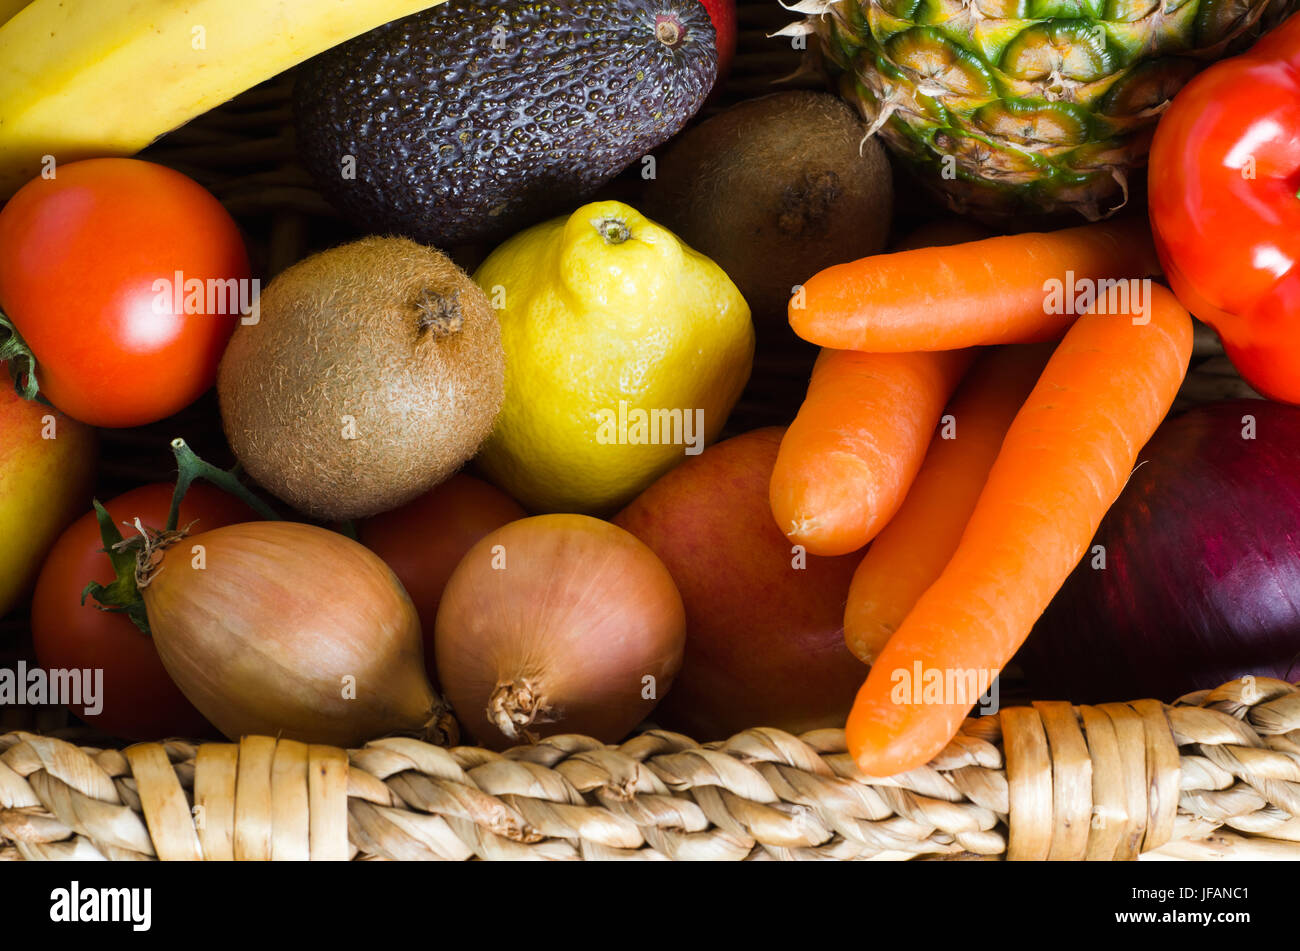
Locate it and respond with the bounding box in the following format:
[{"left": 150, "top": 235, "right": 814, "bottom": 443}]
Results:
[{"left": 2, "top": 0, "right": 1299, "bottom": 807}]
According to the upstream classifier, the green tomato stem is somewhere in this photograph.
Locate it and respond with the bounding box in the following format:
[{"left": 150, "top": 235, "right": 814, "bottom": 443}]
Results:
[
  {"left": 81, "top": 500, "right": 152, "bottom": 635},
  {"left": 166, "top": 438, "right": 281, "bottom": 532},
  {"left": 0, "top": 309, "right": 44, "bottom": 403},
  {"left": 83, "top": 441, "right": 279, "bottom": 634}
]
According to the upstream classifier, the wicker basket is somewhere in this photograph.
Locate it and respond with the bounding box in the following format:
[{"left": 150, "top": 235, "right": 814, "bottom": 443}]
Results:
[{"left": 0, "top": 1, "right": 1290, "bottom": 861}]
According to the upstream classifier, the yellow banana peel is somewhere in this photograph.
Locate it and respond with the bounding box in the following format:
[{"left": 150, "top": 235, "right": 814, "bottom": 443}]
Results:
[
  {"left": 0, "top": 0, "right": 445, "bottom": 197},
  {"left": 0, "top": 0, "right": 29, "bottom": 28}
]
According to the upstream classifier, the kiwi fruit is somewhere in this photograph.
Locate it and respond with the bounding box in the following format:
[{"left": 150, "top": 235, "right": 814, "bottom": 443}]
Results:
[
  {"left": 641, "top": 91, "right": 893, "bottom": 339},
  {"left": 217, "top": 237, "right": 505, "bottom": 521}
]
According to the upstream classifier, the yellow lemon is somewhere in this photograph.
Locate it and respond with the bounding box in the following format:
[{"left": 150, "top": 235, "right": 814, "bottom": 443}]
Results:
[{"left": 473, "top": 200, "right": 753, "bottom": 514}]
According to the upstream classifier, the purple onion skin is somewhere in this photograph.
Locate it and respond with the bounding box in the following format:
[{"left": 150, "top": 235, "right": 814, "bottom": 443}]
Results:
[{"left": 1019, "top": 399, "right": 1300, "bottom": 703}]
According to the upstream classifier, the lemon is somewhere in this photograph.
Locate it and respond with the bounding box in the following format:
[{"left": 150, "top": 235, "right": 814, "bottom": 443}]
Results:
[{"left": 473, "top": 200, "right": 754, "bottom": 514}]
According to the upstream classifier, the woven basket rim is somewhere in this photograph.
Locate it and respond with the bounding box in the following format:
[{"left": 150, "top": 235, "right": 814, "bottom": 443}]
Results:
[{"left": 4, "top": 676, "right": 1299, "bottom": 860}]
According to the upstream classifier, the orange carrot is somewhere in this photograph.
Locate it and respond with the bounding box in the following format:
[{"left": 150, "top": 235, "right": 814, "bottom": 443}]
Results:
[
  {"left": 844, "top": 343, "right": 1053, "bottom": 664},
  {"left": 790, "top": 218, "right": 1161, "bottom": 352},
  {"left": 846, "top": 284, "right": 1193, "bottom": 777},
  {"left": 769, "top": 348, "right": 973, "bottom": 557}
]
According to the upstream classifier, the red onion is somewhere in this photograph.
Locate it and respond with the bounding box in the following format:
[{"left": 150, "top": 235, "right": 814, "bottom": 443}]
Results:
[{"left": 1022, "top": 399, "right": 1300, "bottom": 702}]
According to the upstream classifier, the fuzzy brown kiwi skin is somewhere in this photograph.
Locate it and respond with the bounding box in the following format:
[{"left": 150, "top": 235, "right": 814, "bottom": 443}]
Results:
[
  {"left": 641, "top": 91, "right": 893, "bottom": 339},
  {"left": 217, "top": 237, "right": 505, "bottom": 521}
]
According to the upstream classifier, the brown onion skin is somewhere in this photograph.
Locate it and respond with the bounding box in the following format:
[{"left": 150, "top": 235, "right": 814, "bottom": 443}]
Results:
[
  {"left": 142, "top": 520, "right": 441, "bottom": 747},
  {"left": 358, "top": 473, "right": 526, "bottom": 687},
  {"left": 435, "top": 514, "right": 685, "bottom": 750}
]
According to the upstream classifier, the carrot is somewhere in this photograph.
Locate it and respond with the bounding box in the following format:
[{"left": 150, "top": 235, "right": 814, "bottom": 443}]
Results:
[
  {"left": 769, "top": 348, "right": 973, "bottom": 557},
  {"left": 790, "top": 218, "right": 1161, "bottom": 352},
  {"left": 843, "top": 343, "right": 1053, "bottom": 664},
  {"left": 846, "top": 283, "right": 1193, "bottom": 777}
]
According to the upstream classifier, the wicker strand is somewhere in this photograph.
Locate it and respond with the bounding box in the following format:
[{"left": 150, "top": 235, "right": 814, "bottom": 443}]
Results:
[{"left": 3, "top": 678, "right": 1299, "bottom": 861}]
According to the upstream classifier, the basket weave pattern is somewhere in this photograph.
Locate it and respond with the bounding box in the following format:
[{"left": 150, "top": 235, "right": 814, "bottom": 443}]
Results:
[{"left": 3, "top": 677, "right": 1299, "bottom": 861}]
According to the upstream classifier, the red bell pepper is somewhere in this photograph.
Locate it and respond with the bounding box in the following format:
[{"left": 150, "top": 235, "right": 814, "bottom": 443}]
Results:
[{"left": 1149, "top": 14, "right": 1300, "bottom": 404}]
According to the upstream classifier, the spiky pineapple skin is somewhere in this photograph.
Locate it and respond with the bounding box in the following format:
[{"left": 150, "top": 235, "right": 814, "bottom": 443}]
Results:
[{"left": 794, "top": 0, "right": 1298, "bottom": 219}]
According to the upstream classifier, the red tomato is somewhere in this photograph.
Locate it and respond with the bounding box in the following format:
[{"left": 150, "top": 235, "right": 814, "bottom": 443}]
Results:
[
  {"left": 1148, "top": 14, "right": 1300, "bottom": 404},
  {"left": 0, "top": 159, "right": 250, "bottom": 427},
  {"left": 31, "top": 483, "right": 255, "bottom": 739},
  {"left": 359, "top": 473, "right": 525, "bottom": 686}
]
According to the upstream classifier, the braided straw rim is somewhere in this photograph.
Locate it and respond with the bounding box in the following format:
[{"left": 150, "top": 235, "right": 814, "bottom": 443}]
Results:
[{"left": 3, "top": 677, "right": 1298, "bottom": 861}]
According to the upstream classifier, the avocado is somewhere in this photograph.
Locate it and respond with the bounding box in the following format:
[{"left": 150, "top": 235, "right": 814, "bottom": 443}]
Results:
[{"left": 294, "top": 0, "right": 716, "bottom": 248}]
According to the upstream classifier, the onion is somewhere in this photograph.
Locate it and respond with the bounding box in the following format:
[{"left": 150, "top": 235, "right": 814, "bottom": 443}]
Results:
[
  {"left": 435, "top": 514, "right": 685, "bottom": 749},
  {"left": 140, "top": 520, "right": 454, "bottom": 747},
  {"left": 358, "top": 472, "right": 526, "bottom": 688},
  {"left": 1022, "top": 399, "right": 1300, "bottom": 702}
]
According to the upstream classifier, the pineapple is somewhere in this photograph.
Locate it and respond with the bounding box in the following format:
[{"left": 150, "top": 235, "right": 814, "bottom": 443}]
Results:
[{"left": 782, "top": 0, "right": 1297, "bottom": 219}]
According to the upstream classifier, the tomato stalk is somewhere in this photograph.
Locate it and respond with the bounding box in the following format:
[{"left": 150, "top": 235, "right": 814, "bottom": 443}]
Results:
[
  {"left": 84, "top": 438, "right": 281, "bottom": 633},
  {"left": 165, "top": 438, "right": 280, "bottom": 531},
  {"left": 80, "top": 501, "right": 154, "bottom": 634},
  {"left": 0, "top": 308, "right": 44, "bottom": 403}
]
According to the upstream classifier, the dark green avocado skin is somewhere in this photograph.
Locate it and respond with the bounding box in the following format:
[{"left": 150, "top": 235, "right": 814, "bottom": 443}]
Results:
[{"left": 294, "top": 0, "right": 717, "bottom": 248}]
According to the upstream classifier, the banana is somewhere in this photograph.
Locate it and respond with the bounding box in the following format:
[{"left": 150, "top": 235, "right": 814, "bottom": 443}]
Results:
[
  {"left": 0, "top": 0, "right": 445, "bottom": 197},
  {"left": 0, "top": 0, "right": 30, "bottom": 28}
]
